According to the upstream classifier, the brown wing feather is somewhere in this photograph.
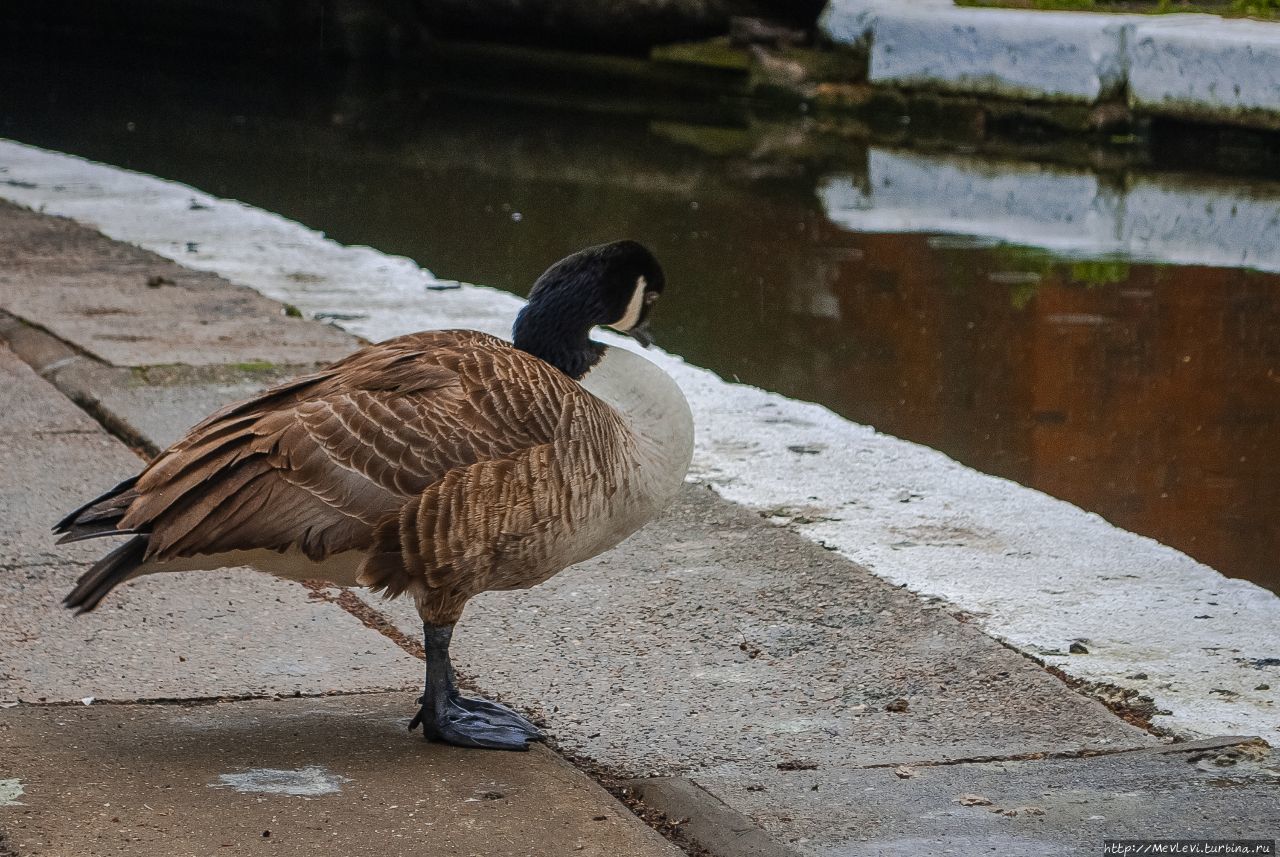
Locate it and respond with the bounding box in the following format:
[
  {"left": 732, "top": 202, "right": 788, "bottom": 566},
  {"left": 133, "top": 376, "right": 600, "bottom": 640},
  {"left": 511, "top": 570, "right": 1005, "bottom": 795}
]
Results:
[
  {"left": 357, "top": 448, "right": 559, "bottom": 608},
  {"left": 358, "top": 396, "right": 635, "bottom": 624},
  {"left": 98, "top": 330, "right": 594, "bottom": 563}
]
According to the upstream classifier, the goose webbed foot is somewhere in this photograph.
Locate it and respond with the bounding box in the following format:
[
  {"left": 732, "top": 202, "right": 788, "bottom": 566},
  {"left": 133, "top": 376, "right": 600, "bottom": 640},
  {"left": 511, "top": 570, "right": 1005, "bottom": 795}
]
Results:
[
  {"left": 410, "top": 696, "right": 542, "bottom": 750},
  {"left": 410, "top": 620, "right": 544, "bottom": 751},
  {"left": 451, "top": 695, "right": 544, "bottom": 737}
]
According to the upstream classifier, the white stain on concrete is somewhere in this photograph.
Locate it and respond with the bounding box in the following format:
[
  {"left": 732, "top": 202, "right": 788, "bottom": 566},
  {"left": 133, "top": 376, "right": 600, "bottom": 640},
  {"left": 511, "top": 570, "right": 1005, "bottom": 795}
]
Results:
[
  {"left": 213, "top": 766, "right": 350, "bottom": 796},
  {"left": 0, "top": 778, "right": 25, "bottom": 806},
  {"left": 0, "top": 139, "right": 1277, "bottom": 746}
]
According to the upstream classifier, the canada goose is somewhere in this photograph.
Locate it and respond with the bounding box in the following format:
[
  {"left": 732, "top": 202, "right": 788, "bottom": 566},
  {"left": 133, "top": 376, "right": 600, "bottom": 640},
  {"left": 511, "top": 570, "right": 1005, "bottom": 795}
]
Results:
[{"left": 54, "top": 240, "right": 693, "bottom": 751}]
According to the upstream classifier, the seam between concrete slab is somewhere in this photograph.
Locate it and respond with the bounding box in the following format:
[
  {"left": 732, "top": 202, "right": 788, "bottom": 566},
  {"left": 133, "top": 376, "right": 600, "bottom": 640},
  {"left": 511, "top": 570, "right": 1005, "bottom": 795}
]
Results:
[
  {"left": 983, "top": 630, "right": 1167, "bottom": 737},
  {"left": 625, "top": 777, "right": 804, "bottom": 857},
  {"left": 854, "top": 736, "right": 1258, "bottom": 770},
  {"left": 301, "top": 582, "right": 428, "bottom": 661},
  {"left": 304, "top": 585, "right": 528, "bottom": 710},
  {"left": 4, "top": 687, "right": 413, "bottom": 709},
  {"left": 20, "top": 428, "right": 102, "bottom": 438},
  {"left": 0, "top": 310, "right": 159, "bottom": 456}
]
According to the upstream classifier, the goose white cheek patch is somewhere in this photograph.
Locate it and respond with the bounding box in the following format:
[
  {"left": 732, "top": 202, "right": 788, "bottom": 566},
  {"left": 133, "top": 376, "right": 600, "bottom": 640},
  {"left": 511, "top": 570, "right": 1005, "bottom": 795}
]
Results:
[{"left": 613, "top": 276, "right": 646, "bottom": 331}]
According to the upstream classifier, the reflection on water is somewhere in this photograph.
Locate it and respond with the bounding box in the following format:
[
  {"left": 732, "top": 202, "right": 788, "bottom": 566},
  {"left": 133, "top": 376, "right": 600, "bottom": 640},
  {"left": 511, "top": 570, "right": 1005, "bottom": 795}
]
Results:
[
  {"left": 1, "top": 51, "right": 1277, "bottom": 592},
  {"left": 823, "top": 149, "right": 1280, "bottom": 273}
]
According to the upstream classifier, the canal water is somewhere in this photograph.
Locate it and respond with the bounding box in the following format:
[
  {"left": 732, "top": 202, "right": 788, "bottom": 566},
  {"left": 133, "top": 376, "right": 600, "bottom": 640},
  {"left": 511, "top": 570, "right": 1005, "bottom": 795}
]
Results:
[{"left": 3, "top": 50, "right": 1278, "bottom": 593}]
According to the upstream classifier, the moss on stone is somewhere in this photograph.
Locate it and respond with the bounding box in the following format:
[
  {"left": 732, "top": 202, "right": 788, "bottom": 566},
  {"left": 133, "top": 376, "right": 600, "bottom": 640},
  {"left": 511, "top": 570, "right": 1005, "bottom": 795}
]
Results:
[
  {"left": 231, "top": 360, "right": 278, "bottom": 373},
  {"left": 956, "top": 0, "right": 1278, "bottom": 19}
]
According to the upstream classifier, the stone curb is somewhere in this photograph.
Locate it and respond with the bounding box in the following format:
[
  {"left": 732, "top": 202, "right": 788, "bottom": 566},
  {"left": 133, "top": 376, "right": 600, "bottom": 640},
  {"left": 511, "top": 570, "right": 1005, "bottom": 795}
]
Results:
[
  {"left": 625, "top": 778, "right": 803, "bottom": 857},
  {"left": 820, "top": 0, "right": 1280, "bottom": 126}
]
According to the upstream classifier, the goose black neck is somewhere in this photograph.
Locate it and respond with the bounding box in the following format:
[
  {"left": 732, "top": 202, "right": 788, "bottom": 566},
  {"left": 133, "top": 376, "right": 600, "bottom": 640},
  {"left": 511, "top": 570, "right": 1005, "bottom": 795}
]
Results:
[{"left": 513, "top": 302, "right": 604, "bottom": 380}]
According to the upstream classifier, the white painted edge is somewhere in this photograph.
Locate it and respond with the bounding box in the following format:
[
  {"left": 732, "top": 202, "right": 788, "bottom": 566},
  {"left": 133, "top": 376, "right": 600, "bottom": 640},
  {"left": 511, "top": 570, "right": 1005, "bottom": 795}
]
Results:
[
  {"left": 821, "top": 0, "right": 1280, "bottom": 116},
  {"left": 1, "top": 138, "right": 1276, "bottom": 746}
]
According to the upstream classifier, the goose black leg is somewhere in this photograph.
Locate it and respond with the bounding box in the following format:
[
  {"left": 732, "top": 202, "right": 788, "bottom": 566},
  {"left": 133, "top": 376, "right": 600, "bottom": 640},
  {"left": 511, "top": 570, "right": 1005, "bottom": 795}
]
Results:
[{"left": 408, "top": 622, "right": 544, "bottom": 750}]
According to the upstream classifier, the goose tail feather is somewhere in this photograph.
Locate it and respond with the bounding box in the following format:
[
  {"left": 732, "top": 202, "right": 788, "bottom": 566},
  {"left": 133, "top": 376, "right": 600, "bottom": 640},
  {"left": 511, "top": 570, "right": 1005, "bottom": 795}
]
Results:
[
  {"left": 53, "top": 476, "right": 141, "bottom": 544},
  {"left": 63, "top": 535, "right": 148, "bottom": 614}
]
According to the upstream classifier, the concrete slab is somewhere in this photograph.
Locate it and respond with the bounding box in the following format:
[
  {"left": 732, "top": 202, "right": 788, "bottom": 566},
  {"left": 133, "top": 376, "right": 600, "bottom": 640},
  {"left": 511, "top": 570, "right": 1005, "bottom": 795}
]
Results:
[
  {"left": 0, "top": 345, "right": 150, "bottom": 570},
  {"left": 1129, "top": 16, "right": 1280, "bottom": 122},
  {"left": 0, "top": 199, "right": 355, "bottom": 368},
  {"left": 61, "top": 359, "right": 301, "bottom": 454},
  {"left": 821, "top": 0, "right": 1129, "bottom": 103},
  {"left": 0, "top": 346, "right": 417, "bottom": 704},
  {"left": 0, "top": 694, "right": 683, "bottom": 857},
  {"left": 689, "top": 737, "right": 1280, "bottom": 855},
  {"left": 359, "top": 487, "right": 1155, "bottom": 775}
]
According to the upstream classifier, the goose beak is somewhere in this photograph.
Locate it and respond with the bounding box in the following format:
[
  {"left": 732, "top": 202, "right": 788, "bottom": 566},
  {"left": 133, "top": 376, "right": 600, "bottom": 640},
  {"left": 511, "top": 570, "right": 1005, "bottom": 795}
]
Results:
[{"left": 627, "top": 321, "right": 654, "bottom": 348}]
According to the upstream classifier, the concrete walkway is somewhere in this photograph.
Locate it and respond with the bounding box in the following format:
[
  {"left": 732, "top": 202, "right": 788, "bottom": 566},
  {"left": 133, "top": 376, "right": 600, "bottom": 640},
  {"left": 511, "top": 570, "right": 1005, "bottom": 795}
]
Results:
[{"left": 2, "top": 194, "right": 1277, "bottom": 854}]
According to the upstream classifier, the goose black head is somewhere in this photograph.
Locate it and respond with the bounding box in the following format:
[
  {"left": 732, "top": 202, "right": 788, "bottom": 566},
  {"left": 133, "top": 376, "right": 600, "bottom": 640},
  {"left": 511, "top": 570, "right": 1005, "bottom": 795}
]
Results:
[{"left": 513, "top": 240, "right": 666, "bottom": 379}]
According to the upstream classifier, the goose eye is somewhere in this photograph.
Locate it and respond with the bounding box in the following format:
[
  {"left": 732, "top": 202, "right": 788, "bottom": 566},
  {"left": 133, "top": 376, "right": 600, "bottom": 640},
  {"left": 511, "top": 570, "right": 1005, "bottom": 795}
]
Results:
[{"left": 643, "top": 291, "right": 659, "bottom": 306}]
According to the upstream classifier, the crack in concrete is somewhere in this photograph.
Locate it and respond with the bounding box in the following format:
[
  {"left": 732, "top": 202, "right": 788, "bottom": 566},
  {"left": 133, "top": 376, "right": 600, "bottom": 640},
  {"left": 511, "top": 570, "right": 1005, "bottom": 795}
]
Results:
[
  {"left": 981, "top": 629, "right": 1170, "bottom": 737},
  {"left": 300, "top": 582, "right": 425, "bottom": 661},
  {"left": 0, "top": 310, "right": 158, "bottom": 458},
  {"left": 858, "top": 734, "right": 1259, "bottom": 771},
  {"left": 2, "top": 687, "right": 412, "bottom": 709},
  {"left": 861, "top": 745, "right": 1150, "bottom": 770},
  {"left": 0, "top": 560, "right": 84, "bottom": 573},
  {"left": 0, "top": 428, "right": 101, "bottom": 439}
]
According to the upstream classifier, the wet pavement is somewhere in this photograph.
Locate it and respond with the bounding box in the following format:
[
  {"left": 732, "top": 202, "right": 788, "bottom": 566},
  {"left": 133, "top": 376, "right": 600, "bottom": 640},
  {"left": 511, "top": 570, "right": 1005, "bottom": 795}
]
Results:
[{"left": 2, "top": 697, "right": 676, "bottom": 857}]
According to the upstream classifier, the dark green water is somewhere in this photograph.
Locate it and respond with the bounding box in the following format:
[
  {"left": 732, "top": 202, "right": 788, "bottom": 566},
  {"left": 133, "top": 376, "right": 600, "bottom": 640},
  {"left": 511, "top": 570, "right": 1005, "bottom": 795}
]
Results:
[{"left": 3, "top": 50, "right": 1279, "bottom": 592}]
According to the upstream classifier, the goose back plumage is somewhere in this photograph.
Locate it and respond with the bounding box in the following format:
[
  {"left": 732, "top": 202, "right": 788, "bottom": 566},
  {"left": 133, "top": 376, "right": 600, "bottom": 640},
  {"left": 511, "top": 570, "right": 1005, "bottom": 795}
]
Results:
[{"left": 57, "top": 329, "right": 690, "bottom": 623}]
